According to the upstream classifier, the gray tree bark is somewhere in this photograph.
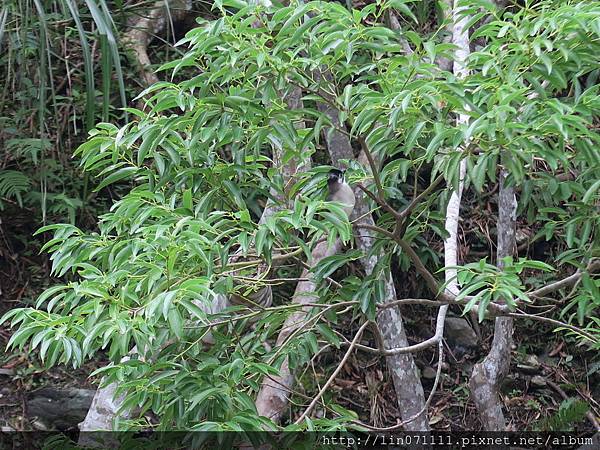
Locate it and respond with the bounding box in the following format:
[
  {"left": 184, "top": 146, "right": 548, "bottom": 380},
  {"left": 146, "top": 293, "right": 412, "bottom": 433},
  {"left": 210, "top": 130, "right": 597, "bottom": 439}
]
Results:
[
  {"left": 254, "top": 239, "right": 342, "bottom": 423},
  {"left": 354, "top": 195, "right": 429, "bottom": 431},
  {"left": 469, "top": 169, "right": 516, "bottom": 430},
  {"left": 123, "top": 0, "right": 192, "bottom": 87}
]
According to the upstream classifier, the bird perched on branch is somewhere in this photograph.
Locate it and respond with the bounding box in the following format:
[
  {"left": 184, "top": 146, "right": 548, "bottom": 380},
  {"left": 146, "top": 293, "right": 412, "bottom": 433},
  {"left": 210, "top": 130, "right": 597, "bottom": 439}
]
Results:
[{"left": 326, "top": 168, "right": 356, "bottom": 218}]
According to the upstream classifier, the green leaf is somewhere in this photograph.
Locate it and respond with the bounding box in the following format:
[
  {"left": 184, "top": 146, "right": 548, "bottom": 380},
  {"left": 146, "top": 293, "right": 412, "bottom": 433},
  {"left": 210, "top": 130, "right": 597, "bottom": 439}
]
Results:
[
  {"left": 312, "top": 250, "right": 362, "bottom": 283},
  {"left": 189, "top": 387, "right": 223, "bottom": 410},
  {"left": 183, "top": 189, "right": 193, "bottom": 211},
  {"left": 583, "top": 180, "right": 600, "bottom": 204},
  {"left": 95, "top": 167, "right": 137, "bottom": 191},
  {"left": 316, "top": 323, "right": 340, "bottom": 349},
  {"left": 168, "top": 308, "right": 184, "bottom": 339},
  {"left": 223, "top": 180, "right": 246, "bottom": 210}
]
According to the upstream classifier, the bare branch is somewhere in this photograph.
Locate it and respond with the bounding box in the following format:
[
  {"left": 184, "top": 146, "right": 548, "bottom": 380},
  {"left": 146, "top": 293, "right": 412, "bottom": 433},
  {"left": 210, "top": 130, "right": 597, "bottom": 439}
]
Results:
[
  {"left": 294, "top": 320, "right": 370, "bottom": 424},
  {"left": 350, "top": 339, "right": 443, "bottom": 431},
  {"left": 507, "top": 311, "right": 598, "bottom": 344},
  {"left": 357, "top": 136, "right": 403, "bottom": 220},
  {"left": 339, "top": 303, "right": 449, "bottom": 356},
  {"left": 399, "top": 174, "right": 445, "bottom": 220},
  {"left": 528, "top": 260, "right": 600, "bottom": 298}
]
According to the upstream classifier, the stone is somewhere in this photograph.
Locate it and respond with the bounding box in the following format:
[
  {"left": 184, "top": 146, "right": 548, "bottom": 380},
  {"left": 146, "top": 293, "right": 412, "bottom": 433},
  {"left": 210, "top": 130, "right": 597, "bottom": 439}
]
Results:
[
  {"left": 32, "top": 420, "right": 48, "bottom": 431},
  {"left": 524, "top": 354, "right": 541, "bottom": 368},
  {"left": 444, "top": 317, "right": 479, "bottom": 350},
  {"left": 26, "top": 388, "right": 95, "bottom": 430},
  {"left": 422, "top": 366, "right": 437, "bottom": 380},
  {"left": 517, "top": 354, "right": 541, "bottom": 374}
]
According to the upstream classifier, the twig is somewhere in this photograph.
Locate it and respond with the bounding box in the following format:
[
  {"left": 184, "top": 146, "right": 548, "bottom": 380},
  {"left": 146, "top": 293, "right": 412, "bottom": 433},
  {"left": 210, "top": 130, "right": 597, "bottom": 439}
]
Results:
[
  {"left": 528, "top": 260, "right": 600, "bottom": 298},
  {"left": 354, "top": 223, "right": 396, "bottom": 240},
  {"left": 294, "top": 320, "right": 370, "bottom": 424},
  {"left": 396, "top": 239, "right": 449, "bottom": 301},
  {"left": 357, "top": 136, "right": 402, "bottom": 220},
  {"left": 349, "top": 338, "right": 444, "bottom": 431},
  {"left": 507, "top": 312, "right": 598, "bottom": 344},
  {"left": 356, "top": 183, "right": 399, "bottom": 219},
  {"left": 399, "top": 174, "right": 445, "bottom": 220}
]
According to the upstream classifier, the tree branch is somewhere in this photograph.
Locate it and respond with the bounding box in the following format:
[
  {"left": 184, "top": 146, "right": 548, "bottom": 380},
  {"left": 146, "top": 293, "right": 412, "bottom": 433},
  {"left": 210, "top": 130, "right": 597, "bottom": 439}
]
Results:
[
  {"left": 528, "top": 260, "right": 600, "bottom": 298},
  {"left": 350, "top": 339, "right": 443, "bottom": 431},
  {"left": 356, "top": 136, "right": 403, "bottom": 220},
  {"left": 294, "top": 320, "right": 370, "bottom": 424}
]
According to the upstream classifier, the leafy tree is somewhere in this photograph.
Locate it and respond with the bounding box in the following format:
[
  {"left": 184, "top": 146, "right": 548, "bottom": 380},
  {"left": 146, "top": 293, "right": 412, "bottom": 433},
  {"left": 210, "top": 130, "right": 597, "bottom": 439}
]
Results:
[{"left": 2, "top": 0, "right": 599, "bottom": 432}]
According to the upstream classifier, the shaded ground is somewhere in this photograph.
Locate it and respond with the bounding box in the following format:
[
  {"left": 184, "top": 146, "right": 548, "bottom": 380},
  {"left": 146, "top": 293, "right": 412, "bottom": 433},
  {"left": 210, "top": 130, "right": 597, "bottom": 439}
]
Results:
[
  {"left": 319, "top": 312, "right": 599, "bottom": 433},
  {"left": 0, "top": 211, "right": 106, "bottom": 432}
]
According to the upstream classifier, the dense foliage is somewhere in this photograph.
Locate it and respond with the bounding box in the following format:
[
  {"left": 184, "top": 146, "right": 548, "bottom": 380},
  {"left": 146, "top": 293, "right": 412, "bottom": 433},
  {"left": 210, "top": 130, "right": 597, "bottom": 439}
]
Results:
[
  {"left": 0, "top": 0, "right": 174, "bottom": 222},
  {"left": 2, "top": 0, "right": 599, "bottom": 431}
]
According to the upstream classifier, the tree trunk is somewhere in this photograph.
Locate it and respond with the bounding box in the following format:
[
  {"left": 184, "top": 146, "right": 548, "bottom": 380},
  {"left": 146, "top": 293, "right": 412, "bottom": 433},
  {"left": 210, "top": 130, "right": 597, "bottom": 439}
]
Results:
[
  {"left": 123, "top": 0, "right": 192, "bottom": 88},
  {"left": 469, "top": 169, "right": 516, "bottom": 430},
  {"left": 254, "top": 239, "right": 342, "bottom": 423}
]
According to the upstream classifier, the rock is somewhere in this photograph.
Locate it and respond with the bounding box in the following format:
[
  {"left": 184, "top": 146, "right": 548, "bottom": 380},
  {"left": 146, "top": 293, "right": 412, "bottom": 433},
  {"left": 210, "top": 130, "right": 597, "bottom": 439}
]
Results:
[
  {"left": 422, "top": 366, "right": 437, "bottom": 380},
  {"left": 516, "top": 364, "right": 539, "bottom": 374},
  {"left": 444, "top": 317, "right": 479, "bottom": 351},
  {"left": 26, "top": 387, "right": 95, "bottom": 430},
  {"left": 517, "top": 354, "right": 541, "bottom": 374},
  {"left": 524, "top": 354, "right": 541, "bottom": 368},
  {"left": 428, "top": 415, "right": 443, "bottom": 425},
  {"left": 32, "top": 420, "right": 48, "bottom": 431}
]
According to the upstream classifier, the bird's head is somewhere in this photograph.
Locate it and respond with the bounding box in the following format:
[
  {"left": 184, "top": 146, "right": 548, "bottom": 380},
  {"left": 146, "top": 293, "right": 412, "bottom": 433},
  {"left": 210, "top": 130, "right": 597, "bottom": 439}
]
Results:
[{"left": 327, "top": 168, "right": 345, "bottom": 186}]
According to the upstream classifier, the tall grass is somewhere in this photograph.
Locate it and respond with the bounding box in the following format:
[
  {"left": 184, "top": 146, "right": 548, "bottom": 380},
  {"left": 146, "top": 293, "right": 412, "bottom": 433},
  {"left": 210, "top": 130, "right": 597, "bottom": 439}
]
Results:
[{"left": 0, "top": 0, "right": 133, "bottom": 222}]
